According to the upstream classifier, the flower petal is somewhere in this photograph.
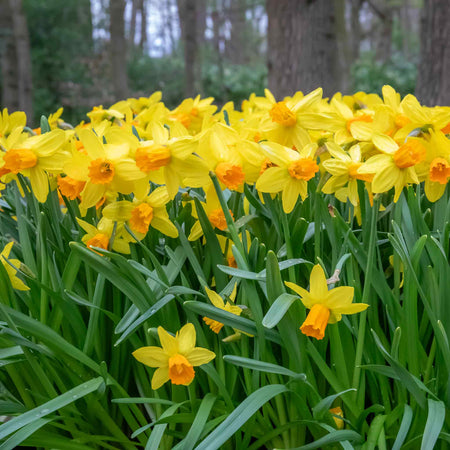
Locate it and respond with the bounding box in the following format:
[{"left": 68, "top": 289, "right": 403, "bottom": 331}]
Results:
[
  {"left": 185, "top": 347, "right": 216, "bottom": 366},
  {"left": 132, "top": 346, "right": 168, "bottom": 368},
  {"left": 158, "top": 326, "right": 178, "bottom": 355},
  {"left": 325, "top": 286, "right": 354, "bottom": 309},
  {"left": 309, "top": 264, "right": 328, "bottom": 300},
  {"left": 152, "top": 367, "right": 170, "bottom": 389},
  {"left": 177, "top": 323, "right": 196, "bottom": 354}
]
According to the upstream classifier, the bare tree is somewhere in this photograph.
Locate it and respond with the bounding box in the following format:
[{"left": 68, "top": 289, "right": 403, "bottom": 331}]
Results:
[
  {"left": 110, "top": 0, "right": 129, "bottom": 100},
  {"left": 0, "top": 0, "right": 33, "bottom": 119},
  {"left": 415, "top": 0, "right": 450, "bottom": 106},
  {"left": 267, "top": 0, "right": 339, "bottom": 98}
]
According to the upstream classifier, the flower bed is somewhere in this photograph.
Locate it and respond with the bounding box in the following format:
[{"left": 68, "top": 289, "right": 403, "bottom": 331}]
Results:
[{"left": 0, "top": 86, "right": 449, "bottom": 448}]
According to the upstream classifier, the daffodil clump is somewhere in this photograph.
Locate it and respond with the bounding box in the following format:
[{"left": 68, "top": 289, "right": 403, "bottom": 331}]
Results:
[{"left": 0, "top": 88, "right": 449, "bottom": 449}]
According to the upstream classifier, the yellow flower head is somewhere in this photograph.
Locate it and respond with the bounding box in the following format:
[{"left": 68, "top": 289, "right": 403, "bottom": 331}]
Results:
[
  {"left": 285, "top": 264, "right": 369, "bottom": 340},
  {"left": 133, "top": 323, "right": 216, "bottom": 389},
  {"left": 203, "top": 285, "right": 242, "bottom": 334}
]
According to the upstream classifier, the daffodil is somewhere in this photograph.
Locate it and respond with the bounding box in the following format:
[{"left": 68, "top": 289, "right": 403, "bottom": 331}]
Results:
[
  {"left": 169, "top": 95, "right": 217, "bottom": 135},
  {"left": 133, "top": 122, "right": 203, "bottom": 199},
  {"left": 1, "top": 129, "right": 69, "bottom": 202},
  {"left": 203, "top": 285, "right": 242, "bottom": 333},
  {"left": 132, "top": 323, "right": 216, "bottom": 389},
  {"left": 357, "top": 134, "right": 427, "bottom": 201},
  {"left": 77, "top": 217, "right": 138, "bottom": 254},
  {"left": 102, "top": 187, "right": 178, "bottom": 238},
  {"left": 261, "top": 88, "right": 324, "bottom": 149},
  {"left": 255, "top": 141, "right": 319, "bottom": 213},
  {"left": 1, "top": 242, "right": 29, "bottom": 291},
  {"left": 285, "top": 264, "right": 369, "bottom": 340},
  {"left": 322, "top": 142, "right": 373, "bottom": 206},
  {"left": 64, "top": 128, "right": 146, "bottom": 211}
]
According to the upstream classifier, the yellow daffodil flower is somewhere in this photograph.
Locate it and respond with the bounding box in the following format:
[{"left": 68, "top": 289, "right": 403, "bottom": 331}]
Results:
[
  {"left": 322, "top": 142, "right": 373, "bottom": 206},
  {"left": 102, "top": 186, "right": 178, "bottom": 238},
  {"left": 285, "top": 264, "right": 369, "bottom": 340},
  {"left": 1, "top": 129, "right": 68, "bottom": 202},
  {"left": 203, "top": 285, "right": 242, "bottom": 333},
  {"left": 256, "top": 141, "right": 319, "bottom": 213},
  {"left": 64, "top": 128, "right": 146, "bottom": 211},
  {"left": 358, "top": 134, "right": 427, "bottom": 201},
  {"left": 77, "top": 217, "right": 138, "bottom": 254},
  {"left": 133, "top": 323, "right": 216, "bottom": 389}
]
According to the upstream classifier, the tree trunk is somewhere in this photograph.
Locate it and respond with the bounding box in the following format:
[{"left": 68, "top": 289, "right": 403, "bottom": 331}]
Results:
[
  {"left": 139, "top": 0, "right": 147, "bottom": 52},
  {"left": 129, "top": 0, "right": 138, "bottom": 48},
  {"left": 0, "top": 0, "right": 33, "bottom": 119},
  {"left": 227, "top": 0, "right": 247, "bottom": 64},
  {"left": 110, "top": 0, "right": 129, "bottom": 100},
  {"left": 267, "top": 0, "right": 339, "bottom": 99},
  {"left": 333, "top": 0, "right": 351, "bottom": 93},
  {"left": 350, "top": 0, "right": 363, "bottom": 63},
  {"left": 177, "top": 0, "right": 204, "bottom": 97},
  {"left": 415, "top": 0, "right": 450, "bottom": 106}
]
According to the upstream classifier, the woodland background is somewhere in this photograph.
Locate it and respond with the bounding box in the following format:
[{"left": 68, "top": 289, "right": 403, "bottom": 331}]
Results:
[{"left": 0, "top": 0, "right": 449, "bottom": 125}]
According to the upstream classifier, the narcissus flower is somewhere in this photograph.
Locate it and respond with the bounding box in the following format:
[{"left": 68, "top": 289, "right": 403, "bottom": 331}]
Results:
[
  {"left": 203, "top": 285, "right": 242, "bottom": 333},
  {"left": 133, "top": 323, "right": 216, "bottom": 389},
  {"left": 255, "top": 141, "right": 319, "bottom": 213},
  {"left": 285, "top": 264, "right": 369, "bottom": 340}
]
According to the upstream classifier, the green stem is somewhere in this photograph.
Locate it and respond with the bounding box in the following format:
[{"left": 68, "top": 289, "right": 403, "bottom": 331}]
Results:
[
  {"left": 210, "top": 173, "right": 248, "bottom": 268},
  {"left": 352, "top": 196, "right": 380, "bottom": 405}
]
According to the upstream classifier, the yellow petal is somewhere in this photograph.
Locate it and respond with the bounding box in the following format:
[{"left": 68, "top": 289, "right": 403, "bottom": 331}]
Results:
[
  {"left": 205, "top": 287, "right": 225, "bottom": 308},
  {"left": 30, "top": 168, "right": 49, "bottom": 203},
  {"left": 255, "top": 167, "right": 288, "bottom": 193},
  {"left": 78, "top": 129, "right": 105, "bottom": 159},
  {"left": 158, "top": 326, "right": 178, "bottom": 355},
  {"left": 282, "top": 178, "right": 302, "bottom": 213},
  {"left": 102, "top": 201, "right": 134, "bottom": 221},
  {"left": 132, "top": 346, "right": 168, "bottom": 368},
  {"left": 372, "top": 134, "right": 398, "bottom": 154},
  {"left": 333, "top": 303, "right": 369, "bottom": 315},
  {"left": 325, "top": 286, "right": 354, "bottom": 309},
  {"left": 309, "top": 264, "right": 328, "bottom": 300},
  {"left": 177, "top": 323, "right": 196, "bottom": 354},
  {"left": 151, "top": 216, "right": 179, "bottom": 238},
  {"left": 185, "top": 347, "right": 216, "bottom": 366},
  {"left": 152, "top": 367, "right": 170, "bottom": 389}
]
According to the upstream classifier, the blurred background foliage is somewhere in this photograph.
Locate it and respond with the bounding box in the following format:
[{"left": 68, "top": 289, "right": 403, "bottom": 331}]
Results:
[{"left": 0, "top": 0, "right": 439, "bottom": 125}]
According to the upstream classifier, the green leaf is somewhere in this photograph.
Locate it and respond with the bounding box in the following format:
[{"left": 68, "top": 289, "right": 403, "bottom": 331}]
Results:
[
  {"left": 421, "top": 399, "right": 446, "bottom": 450},
  {"left": 0, "top": 377, "right": 103, "bottom": 440},
  {"left": 195, "top": 384, "right": 289, "bottom": 450},
  {"left": 290, "top": 429, "right": 362, "bottom": 449},
  {"left": 223, "top": 355, "right": 306, "bottom": 379},
  {"left": 183, "top": 301, "right": 281, "bottom": 344},
  {"left": 172, "top": 394, "right": 217, "bottom": 450},
  {"left": 312, "top": 388, "right": 356, "bottom": 420},
  {"left": 0, "top": 418, "right": 53, "bottom": 450},
  {"left": 40, "top": 116, "right": 50, "bottom": 133},
  {"left": 392, "top": 404, "right": 413, "bottom": 450},
  {"left": 262, "top": 293, "right": 298, "bottom": 329}
]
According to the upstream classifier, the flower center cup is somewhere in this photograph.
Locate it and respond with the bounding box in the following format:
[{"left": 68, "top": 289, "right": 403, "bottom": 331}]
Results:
[
  {"left": 130, "top": 203, "right": 154, "bottom": 234},
  {"left": 288, "top": 158, "right": 319, "bottom": 181},
  {"left": 429, "top": 157, "right": 450, "bottom": 184},
  {"left": 135, "top": 145, "right": 171, "bottom": 172},
  {"left": 393, "top": 140, "right": 426, "bottom": 169},
  {"left": 300, "top": 304, "right": 331, "bottom": 340},
  {"left": 168, "top": 354, "right": 195, "bottom": 385},
  {"left": 215, "top": 162, "right": 245, "bottom": 190},
  {"left": 3, "top": 148, "right": 37, "bottom": 174},
  {"left": 88, "top": 159, "right": 115, "bottom": 184},
  {"left": 269, "top": 102, "right": 297, "bottom": 127}
]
